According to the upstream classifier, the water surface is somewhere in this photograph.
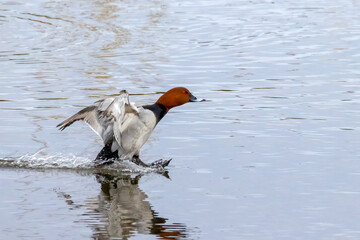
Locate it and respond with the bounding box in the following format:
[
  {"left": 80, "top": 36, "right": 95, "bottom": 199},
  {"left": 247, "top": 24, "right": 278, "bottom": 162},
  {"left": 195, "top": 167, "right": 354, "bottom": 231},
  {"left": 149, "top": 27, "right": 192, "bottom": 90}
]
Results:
[{"left": 1, "top": 0, "right": 360, "bottom": 239}]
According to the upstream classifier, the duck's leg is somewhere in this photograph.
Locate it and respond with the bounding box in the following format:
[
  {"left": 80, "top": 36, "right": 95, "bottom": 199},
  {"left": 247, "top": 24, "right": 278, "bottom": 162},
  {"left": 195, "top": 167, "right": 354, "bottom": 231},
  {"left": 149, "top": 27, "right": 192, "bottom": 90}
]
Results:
[
  {"left": 131, "top": 155, "right": 150, "bottom": 167},
  {"left": 131, "top": 155, "right": 172, "bottom": 168}
]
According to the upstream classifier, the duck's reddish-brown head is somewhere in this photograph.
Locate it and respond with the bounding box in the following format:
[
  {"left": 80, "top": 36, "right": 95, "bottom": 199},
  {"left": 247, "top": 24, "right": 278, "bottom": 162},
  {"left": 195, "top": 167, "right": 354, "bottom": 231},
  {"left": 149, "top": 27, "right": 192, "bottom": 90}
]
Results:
[{"left": 156, "top": 87, "right": 197, "bottom": 111}]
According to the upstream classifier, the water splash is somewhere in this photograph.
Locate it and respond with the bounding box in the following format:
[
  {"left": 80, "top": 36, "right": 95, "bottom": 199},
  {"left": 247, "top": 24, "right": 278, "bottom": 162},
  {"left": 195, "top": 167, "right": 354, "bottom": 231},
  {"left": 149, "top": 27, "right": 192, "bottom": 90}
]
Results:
[
  {"left": 0, "top": 152, "right": 168, "bottom": 174},
  {"left": 0, "top": 152, "right": 94, "bottom": 170}
]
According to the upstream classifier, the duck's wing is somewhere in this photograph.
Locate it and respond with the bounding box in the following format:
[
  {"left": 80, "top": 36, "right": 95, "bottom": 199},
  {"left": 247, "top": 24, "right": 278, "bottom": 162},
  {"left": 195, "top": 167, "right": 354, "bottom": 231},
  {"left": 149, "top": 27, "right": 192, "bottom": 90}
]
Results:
[
  {"left": 57, "top": 90, "right": 135, "bottom": 145},
  {"left": 103, "top": 91, "right": 140, "bottom": 152},
  {"left": 103, "top": 90, "right": 139, "bottom": 120}
]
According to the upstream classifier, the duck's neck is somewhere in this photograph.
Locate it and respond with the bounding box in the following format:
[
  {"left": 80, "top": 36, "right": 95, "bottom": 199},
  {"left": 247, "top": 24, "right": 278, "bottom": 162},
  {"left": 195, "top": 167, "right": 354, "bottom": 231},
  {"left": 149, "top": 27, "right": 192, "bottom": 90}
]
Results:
[{"left": 142, "top": 103, "right": 168, "bottom": 124}]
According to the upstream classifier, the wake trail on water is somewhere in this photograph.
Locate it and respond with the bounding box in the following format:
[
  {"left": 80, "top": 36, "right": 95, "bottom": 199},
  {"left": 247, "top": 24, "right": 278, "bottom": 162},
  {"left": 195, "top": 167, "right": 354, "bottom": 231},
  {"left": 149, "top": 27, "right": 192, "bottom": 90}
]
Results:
[
  {"left": 0, "top": 152, "right": 166, "bottom": 174},
  {"left": 0, "top": 152, "right": 94, "bottom": 170}
]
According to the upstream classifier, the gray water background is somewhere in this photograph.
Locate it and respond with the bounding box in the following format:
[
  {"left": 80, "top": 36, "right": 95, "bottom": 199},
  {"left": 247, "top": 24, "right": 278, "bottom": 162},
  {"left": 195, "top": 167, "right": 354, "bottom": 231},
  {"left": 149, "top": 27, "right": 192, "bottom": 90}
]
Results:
[{"left": 1, "top": 0, "right": 360, "bottom": 239}]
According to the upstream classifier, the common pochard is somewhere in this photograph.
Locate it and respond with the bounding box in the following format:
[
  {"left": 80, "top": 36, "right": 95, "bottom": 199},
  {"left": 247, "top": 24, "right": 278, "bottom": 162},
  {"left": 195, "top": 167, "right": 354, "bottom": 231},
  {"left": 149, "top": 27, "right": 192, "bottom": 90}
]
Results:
[{"left": 57, "top": 87, "right": 198, "bottom": 168}]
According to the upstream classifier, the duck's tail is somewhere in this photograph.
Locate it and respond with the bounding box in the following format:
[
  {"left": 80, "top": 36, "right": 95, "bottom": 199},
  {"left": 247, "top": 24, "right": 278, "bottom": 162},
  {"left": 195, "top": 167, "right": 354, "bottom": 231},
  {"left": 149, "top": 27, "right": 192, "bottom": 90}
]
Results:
[
  {"left": 94, "top": 144, "right": 119, "bottom": 166},
  {"left": 56, "top": 106, "right": 97, "bottom": 131}
]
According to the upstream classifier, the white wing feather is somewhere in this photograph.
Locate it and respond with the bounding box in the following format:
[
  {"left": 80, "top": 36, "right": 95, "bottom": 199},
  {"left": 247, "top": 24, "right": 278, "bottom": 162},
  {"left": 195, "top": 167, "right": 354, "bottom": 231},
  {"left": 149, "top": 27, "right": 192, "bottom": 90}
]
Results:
[{"left": 58, "top": 90, "right": 157, "bottom": 160}]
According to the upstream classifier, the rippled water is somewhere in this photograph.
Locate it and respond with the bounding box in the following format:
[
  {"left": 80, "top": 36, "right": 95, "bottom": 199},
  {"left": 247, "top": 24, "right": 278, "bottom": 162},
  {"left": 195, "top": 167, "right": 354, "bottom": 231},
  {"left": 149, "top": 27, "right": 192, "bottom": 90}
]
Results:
[{"left": 1, "top": 0, "right": 360, "bottom": 239}]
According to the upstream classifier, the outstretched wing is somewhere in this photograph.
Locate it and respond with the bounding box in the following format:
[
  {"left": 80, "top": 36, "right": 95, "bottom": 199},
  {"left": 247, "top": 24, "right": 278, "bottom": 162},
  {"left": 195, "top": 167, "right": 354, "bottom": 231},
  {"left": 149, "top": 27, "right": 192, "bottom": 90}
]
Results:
[
  {"left": 103, "top": 90, "right": 139, "bottom": 151},
  {"left": 56, "top": 90, "right": 136, "bottom": 145},
  {"left": 56, "top": 105, "right": 99, "bottom": 131},
  {"left": 103, "top": 90, "right": 139, "bottom": 119}
]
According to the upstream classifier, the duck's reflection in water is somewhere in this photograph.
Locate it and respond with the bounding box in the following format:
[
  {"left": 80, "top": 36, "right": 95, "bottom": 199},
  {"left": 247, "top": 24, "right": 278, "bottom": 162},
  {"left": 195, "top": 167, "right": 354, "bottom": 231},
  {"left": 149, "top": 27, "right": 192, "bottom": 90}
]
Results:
[{"left": 89, "top": 171, "right": 187, "bottom": 239}]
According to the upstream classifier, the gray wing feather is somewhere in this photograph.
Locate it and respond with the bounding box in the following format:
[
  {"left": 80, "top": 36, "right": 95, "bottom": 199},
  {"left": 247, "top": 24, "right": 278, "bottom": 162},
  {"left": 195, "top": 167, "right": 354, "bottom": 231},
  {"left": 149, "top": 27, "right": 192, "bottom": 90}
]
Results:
[
  {"left": 57, "top": 90, "right": 146, "bottom": 158},
  {"left": 56, "top": 95, "right": 122, "bottom": 144},
  {"left": 103, "top": 91, "right": 139, "bottom": 150},
  {"left": 56, "top": 106, "right": 98, "bottom": 131}
]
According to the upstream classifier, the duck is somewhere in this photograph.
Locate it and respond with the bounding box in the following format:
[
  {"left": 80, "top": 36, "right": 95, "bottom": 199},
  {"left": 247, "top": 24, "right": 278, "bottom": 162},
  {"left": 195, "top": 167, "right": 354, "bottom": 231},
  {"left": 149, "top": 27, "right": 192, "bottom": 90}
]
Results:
[{"left": 57, "top": 87, "right": 198, "bottom": 168}]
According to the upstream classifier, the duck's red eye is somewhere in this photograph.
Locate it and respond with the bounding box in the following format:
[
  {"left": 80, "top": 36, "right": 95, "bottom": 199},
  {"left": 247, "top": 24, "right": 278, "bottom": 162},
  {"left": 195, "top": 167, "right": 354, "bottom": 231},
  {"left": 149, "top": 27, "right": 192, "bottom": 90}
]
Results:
[{"left": 183, "top": 90, "right": 188, "bottom": 94}]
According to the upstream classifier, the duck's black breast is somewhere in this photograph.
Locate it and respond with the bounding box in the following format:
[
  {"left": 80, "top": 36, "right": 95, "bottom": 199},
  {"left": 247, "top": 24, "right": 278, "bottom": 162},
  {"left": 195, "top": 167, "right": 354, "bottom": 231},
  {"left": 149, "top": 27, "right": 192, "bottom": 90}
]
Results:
[{"left": 142, "top": 103, "right": 167, "bottom": 124}]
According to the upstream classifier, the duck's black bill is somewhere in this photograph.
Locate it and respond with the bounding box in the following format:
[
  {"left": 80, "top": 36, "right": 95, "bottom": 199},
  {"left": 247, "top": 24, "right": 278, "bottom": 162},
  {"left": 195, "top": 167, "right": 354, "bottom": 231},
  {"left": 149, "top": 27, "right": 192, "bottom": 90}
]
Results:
[{"left": 189, "top": 93, "right": 198, "bottom": 102}]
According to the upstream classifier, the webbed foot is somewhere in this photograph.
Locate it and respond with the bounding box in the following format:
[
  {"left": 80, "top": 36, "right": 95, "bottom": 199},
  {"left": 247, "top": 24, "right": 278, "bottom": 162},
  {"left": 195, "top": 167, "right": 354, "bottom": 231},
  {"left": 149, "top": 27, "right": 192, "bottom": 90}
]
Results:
[
  {"left": 131, "top": 156, "right": 172, "bottom": 169},
  {"left": 130, "top": 156, "right": 149, "bottom": 167},
  {"left": 149, "top": 158, "right": 172, "bottom": 168}
]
